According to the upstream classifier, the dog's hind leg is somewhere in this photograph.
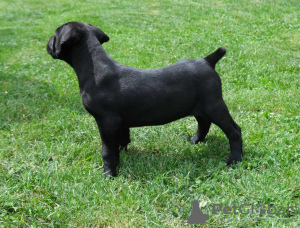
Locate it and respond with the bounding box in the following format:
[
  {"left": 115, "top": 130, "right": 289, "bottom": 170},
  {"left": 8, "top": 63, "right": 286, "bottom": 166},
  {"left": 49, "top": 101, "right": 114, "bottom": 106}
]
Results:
[
  {"left": 119, "top": 127, "right": 131, "bottom": 151},
  {"left": 190, "top": 116, "right": 211, "bottom": 144},
  {"left": 205, "top": 101, "right": 243, "bottom": 165}
]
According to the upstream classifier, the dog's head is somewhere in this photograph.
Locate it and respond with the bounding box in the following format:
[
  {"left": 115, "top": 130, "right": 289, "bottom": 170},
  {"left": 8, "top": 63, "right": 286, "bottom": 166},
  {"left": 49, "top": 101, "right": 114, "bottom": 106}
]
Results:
[{"left": 47, "top": 22, "right": 109, "bottom": 61}]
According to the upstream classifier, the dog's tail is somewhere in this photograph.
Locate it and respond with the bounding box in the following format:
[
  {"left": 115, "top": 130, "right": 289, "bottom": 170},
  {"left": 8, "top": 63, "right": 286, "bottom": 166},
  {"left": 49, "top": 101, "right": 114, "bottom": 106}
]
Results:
[{"left": 204, "top": 47, "right": 226, "bottom": 69}]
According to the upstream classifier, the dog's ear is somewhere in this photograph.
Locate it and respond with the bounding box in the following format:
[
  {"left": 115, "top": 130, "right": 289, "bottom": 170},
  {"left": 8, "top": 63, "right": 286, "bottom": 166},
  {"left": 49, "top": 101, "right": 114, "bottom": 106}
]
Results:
[
  {"left": 51, "top": 23, "right": 82, "bottom": 58},
  {"left": 88, "top": 24, "right": 109, "bottom": 44}
]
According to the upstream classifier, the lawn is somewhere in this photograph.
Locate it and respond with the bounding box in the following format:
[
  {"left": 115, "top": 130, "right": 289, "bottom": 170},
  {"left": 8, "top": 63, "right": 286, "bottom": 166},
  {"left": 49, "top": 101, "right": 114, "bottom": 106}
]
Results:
[{"left": 0, "top": 0, "right": 299, "bottom": 227}]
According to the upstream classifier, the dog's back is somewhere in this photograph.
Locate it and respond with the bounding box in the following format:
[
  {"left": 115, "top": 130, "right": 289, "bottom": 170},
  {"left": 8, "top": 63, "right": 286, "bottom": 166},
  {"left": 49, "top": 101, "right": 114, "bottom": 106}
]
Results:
[{"left": 115, "top": 51, "right": 224, "bottom": 127}]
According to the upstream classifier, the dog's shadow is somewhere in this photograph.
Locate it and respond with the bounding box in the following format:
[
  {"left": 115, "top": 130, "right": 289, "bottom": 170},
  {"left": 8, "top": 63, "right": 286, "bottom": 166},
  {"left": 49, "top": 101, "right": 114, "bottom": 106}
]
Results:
[{"left": 118, "top": 132, "right": 237, "bottom": 181}]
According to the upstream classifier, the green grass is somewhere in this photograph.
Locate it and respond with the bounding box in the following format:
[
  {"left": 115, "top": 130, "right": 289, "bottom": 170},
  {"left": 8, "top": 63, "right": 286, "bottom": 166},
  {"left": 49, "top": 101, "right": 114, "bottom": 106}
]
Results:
[{"left": 1, "top": 0, "right": 299, "bottom": 227}]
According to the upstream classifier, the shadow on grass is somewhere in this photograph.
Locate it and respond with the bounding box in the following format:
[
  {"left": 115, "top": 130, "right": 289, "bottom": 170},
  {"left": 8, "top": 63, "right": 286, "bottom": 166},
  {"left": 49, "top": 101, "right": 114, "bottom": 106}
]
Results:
[{"left": 118, "top": 135, "right": 244, "bottom": 181}]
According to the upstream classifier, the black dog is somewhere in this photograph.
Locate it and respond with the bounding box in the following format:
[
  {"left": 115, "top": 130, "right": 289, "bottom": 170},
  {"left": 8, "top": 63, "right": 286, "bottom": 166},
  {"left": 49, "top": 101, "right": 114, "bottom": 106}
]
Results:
[{"left": 47, "top": 22, "right": 242, "bottom": 177}]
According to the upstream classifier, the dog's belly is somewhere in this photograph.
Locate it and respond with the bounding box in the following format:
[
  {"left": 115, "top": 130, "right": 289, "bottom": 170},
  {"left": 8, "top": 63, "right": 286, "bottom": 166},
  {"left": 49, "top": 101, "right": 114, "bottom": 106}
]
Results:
[
  {"left": 119, "top": 89, "right": 197, "bottom": 127},
  {"left": 123, "top": 106, "right": 193, "bottom": 127}
]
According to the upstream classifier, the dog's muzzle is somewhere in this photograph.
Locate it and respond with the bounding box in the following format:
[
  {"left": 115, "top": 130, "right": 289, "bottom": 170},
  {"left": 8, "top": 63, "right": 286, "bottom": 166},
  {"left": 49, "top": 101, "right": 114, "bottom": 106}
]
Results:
[{"left": 47, "top": 36, "right": 59, "bottom": 59}]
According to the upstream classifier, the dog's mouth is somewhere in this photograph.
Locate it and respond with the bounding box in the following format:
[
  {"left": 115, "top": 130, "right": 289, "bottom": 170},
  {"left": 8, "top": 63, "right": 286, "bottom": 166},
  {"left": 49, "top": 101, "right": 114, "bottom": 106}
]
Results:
[{"left": 47, "top": 36, "right": 59, "bottom": 59}]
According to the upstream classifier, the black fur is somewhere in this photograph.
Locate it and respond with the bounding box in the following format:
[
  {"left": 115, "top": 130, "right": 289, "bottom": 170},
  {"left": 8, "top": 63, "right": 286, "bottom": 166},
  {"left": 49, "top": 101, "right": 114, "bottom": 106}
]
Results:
[{"left": 47, "top": 22, "right": 243, "bottom": 177}]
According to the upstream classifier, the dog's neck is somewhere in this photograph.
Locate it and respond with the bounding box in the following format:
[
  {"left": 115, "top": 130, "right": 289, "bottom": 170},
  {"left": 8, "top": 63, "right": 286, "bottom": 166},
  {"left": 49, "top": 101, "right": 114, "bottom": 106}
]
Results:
[{"left": 70, "top": 37, "right": 117, "bottom": 90}]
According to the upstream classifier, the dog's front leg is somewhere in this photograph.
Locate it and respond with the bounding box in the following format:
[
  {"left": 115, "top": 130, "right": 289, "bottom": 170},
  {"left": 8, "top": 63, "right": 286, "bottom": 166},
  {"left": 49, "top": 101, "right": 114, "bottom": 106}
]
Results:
[{"left": 96, "top": 120, "right": 121, "bottom": 177}]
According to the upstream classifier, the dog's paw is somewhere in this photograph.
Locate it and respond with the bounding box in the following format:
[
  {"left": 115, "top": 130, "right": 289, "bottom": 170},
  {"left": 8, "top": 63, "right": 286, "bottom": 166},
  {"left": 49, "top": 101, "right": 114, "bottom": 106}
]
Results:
[
  {"left": 188, "top": 136, "right": 200, "bottom": 145},
  {"left": 103, "top": 166, "right": 118, "bottom": 178},
  {"left": 226, "top": 154, "right": 243, "bottom": 166}
]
